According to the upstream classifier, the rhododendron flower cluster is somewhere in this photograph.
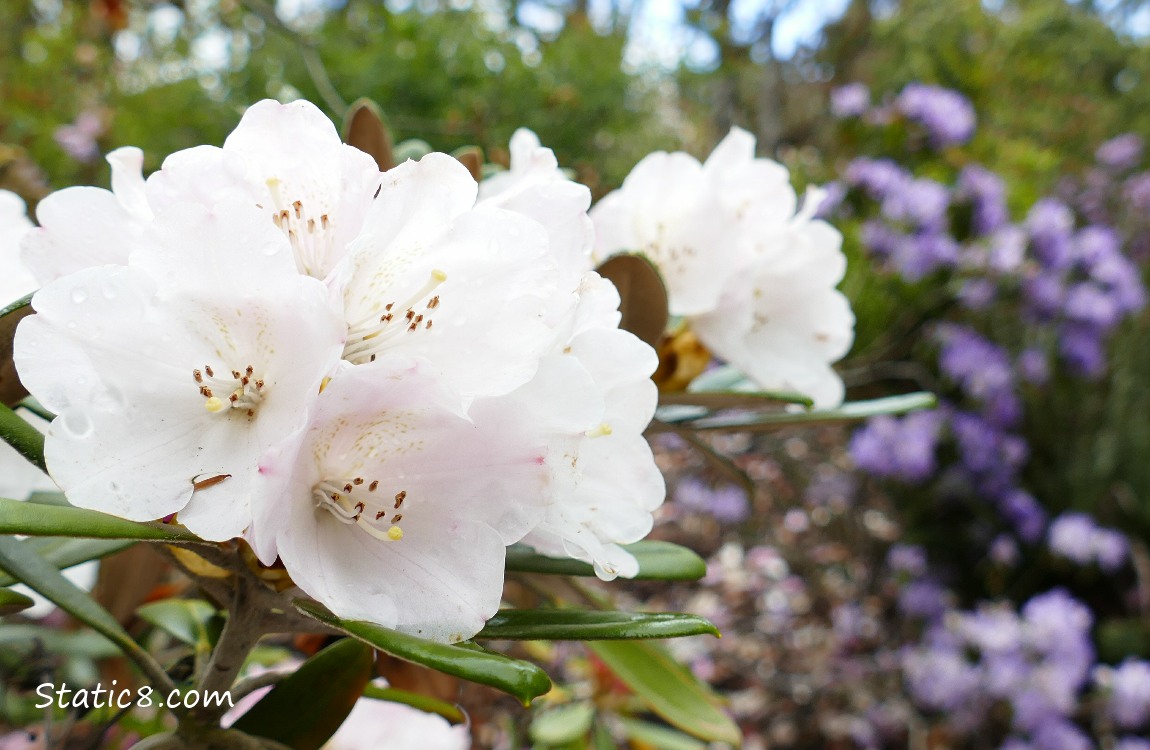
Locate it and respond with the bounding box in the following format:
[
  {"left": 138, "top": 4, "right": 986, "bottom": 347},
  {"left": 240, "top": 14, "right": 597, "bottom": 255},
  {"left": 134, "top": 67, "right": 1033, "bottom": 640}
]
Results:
[
  {"left": 591, "top": 127, "right": 855, "bottom": 407},
  {"left": 10, "top": 99, "right": 664, "bottom": 642}
]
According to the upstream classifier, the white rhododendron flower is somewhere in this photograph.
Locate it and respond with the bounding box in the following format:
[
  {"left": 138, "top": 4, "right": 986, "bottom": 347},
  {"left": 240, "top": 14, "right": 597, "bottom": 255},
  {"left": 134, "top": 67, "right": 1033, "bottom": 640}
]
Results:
[
  {"left": 12, "top": 99, "right": 667, "bottom": 637},
  {"left": 521, "top": 273, "right": 664, "bottom": 579},
  {"left": 250, "top": 360, "right": 594, "bottom": 641},
  {"left": 323, "top": 693, "right": 469, "bottom": 750},
  {"left": 21, "top": 148, "right": 152, "bottom": 284},
  {"left": 592, "top": 127, "right": 855, "bottom": 406},
  {"left": 15, "top": 201, "right": 345, "bottom": 540},
  {"left": 1, "top": 190, "right": 37, "bottom": 304}
]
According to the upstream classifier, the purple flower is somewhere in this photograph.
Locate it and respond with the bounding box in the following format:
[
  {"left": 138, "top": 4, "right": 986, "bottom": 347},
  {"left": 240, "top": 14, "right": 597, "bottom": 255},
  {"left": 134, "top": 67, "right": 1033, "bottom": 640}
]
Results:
[
  {"left": 958, "top": 278, "right": 997, "bottom": 310},
  {"left": 1022, "top": 589, "right": 1093, "bottom": 656},
  {"left": 1124, "top": 172, "right": 1150, "bottom": 212},
  {"left": 1047, "top": 513, "right": 1097, "bottom": 565},
  {"left": 1115, "top": 740, "right": 1150, "bottom": 750},
  {"left": 958, "top": 165, "right": 1010, "bottom": 234},
  {"left": 831, "top": 82, "right": 870, "bottom": 118},
  {"left": 1030, "top": 719, "right": 1093, "bottom": 750},
  {"left": 1027, "top": 199, "right": 1076, "bottom": 270},
  {"left": 902, "top": 645, "right": 981, "bottom": 711},
  {"left": 1063, "top": 282, "right": 1121, "bottom": 328},
  {"left": 1000, "top": 490, "right": 1047, "bottom": 543},
  {"left": 53, "top": 111, "right": 104, "bottom": 163},
  {"left": 989, "top": 226, "right": 1028, "bottom": 273},
  {"left": 898, "top": 579, "right": 949, "bottom": 620},
  {"left": 887, "top": 544, "right": 928, "bottom": 577},
  {"left": 1024, "top": 270, "right": 1068, "bottom": 319},
  {"left": 1108, "top": 659, "right": 1150, "bottom": 729},
  {"left": 673, "top": 478, "right": 750, "bottom": 523},
  {"left": 845, "top": 157, "right": 911, "bottom": 199},
  {"left": 1092, "top": 527, "right": 1129, "bottom": 571},
  {"left": 850, "top": 410, "right": 946, "bottom": 482},
  {"left": 1058, "top": 324, "right": 1106, "bottom": 378},
  {"left": 890, "top": 232, "right": 960, "bottom": 280},
  {"left": 882, "top": 177, "right": 950, "bottom": 230},
  {"left": 1017, "top": 348, "right": 1050, "bottom": 385},
  {"left": 1096, "top": 133, "right": 1143, "bottom": 171},
  {"left": 896, "top": 83, "right": 977, "bottom": 147},
  {"left": 990, "top": 534, "right": 1021, "bottom": 565}
]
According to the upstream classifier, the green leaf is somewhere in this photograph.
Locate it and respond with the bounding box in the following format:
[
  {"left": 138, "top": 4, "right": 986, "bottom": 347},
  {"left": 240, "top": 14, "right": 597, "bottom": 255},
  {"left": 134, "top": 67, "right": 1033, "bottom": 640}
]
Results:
[
  {"left": 137, "top": 599, "right": 219, "bottom": 648},
  {"left": 530, "top": 702, "right": 595, "bottom": 746},
  {"left": 680, "top": 392, "right": 938, "bottom": 432},
  {"left": 588, "top": 640, "right": 740, "bottom": 745},
  {"left": 0, "top": 403, "right": 45, "bottom": 473},
  {"left": 0, "top": 497, "right": 204, "bottom": 543},
  {"left": 594, "top": 254, "right": 669, "bottom": 347},
  {"left": 659, "top": 390, "right": 814, "bottom": 410},
  {"left": 295, "top": 600, "right": 552, "bottom": 705},
  {"left": 615, "top": 717, "right": 708, "bottom": 750},
  {"left": 476, "top": 610, "right": 719, "bottom": 641},
  {"left": 0, "top": 538, "right": 133, "bottom": 588},
  {"left": 0, "top": 623, "right": 120, "bottom": 659},
  {"left": 0, "top": 587, "right": 34, "bottom": 615},
  {"left": 682, "top": 364, "right": 748, "bottom": 393},
  {"left": 232, "top": 638, "right": 374, "bottom": 750},
  {"left": 0, "top": 535, "right": 173, "bottom": 691},
  {"left": 506, "top": 541, "right": 706, "bottom": 581},
  {"left": 361, "top": 684, "right": 465, "bottom": 724},
  {"left": 0, "top": 293, "right": 33, "bottom": 408}
]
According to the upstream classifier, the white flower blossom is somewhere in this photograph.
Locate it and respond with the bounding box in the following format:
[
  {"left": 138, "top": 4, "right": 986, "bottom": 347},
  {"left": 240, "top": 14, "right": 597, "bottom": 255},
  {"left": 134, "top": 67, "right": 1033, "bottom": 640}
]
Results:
[
  {"left": 15, "top": 200, "right": 345, "bottom": 540},
  {"left": 592, "top": 127, "right": 855, "bottom": 406},
  {"left": 323, "top": 693, "right": 469, "bottom": 750},
  {"left": 1, "top": 190, "right": 37, "bottom": 305}
]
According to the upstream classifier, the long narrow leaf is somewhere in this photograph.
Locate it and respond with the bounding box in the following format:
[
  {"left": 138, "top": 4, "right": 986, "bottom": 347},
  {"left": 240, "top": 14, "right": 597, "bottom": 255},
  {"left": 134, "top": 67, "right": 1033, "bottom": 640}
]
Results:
[
  {"left": 476, "top": 610, "right": 719, "bottom": 641},
  {"left": 0, "top": 538, "right": 133, "bottom": 587},
  {"left": 360, "top": 684, "right": 465, "bottom": 724},
  {"left": 0, "top": 497, "right": 203, "bottom": 543},
  {"left": 295, "top": 600, "right": 552, "bottom": 705},
  {"left": 681, "top": 392, "right": 937, "bottom": 432},
  {"left": 0, "top": 536, "right": 176, "bottom": 694},
  {"left": 505, "top": 541, "right": 706, "bottom": 581},
  {"left": 659, "top": 390, "right": 814, "bottom": 410},
  {"left": 589, "top": 640, "right": 740, "bottom": 745},
  {"left": 0, "top": 403, "right": 45, "bottom": 473},
  {"left": 0, "top": 587, "right": 34, "bottom": 615}
]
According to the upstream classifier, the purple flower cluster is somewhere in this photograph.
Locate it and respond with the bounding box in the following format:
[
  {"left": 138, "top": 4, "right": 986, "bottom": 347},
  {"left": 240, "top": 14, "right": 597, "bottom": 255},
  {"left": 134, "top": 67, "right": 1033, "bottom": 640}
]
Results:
[
  {"left": 673, "top": 476, "right": 750, "bottom": 523},
  {"left": 848, "top": 410, "right": 945, "bottom": 483},
  {"left": 831, "top": 82, "right": 871, "bottom": 118},
  {"left": 1047, "top": 512, "right": 1129, "bottom": 571},
  {"left": 895, "top": 83, "right": 977, "bottom": 147},
  {"left": 902, "top": 589, "right": 1098, "bottom": 746}
]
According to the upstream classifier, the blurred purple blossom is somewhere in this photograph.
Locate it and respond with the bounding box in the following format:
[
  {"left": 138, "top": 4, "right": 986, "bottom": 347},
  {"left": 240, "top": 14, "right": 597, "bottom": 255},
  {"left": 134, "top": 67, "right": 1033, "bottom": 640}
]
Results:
[
  {"left": 958, "top": 164, "right": 1010, "bottom": 235},
  {"left": 1105, "top": 659, "right": 1150, "bottom": 729},
  {"left": 1048, "top": 512, "right": 1129, "bottom": 571},
  {"left": 673, "top": 477, "right": 750, "bottom": 523},
  {"left": 1017, "top": 348, "right": 1050, "bottom": 385},
  {"left": 896, "top": 83, "right": 977, "bottom": 147},
  {"left": 831, "top": 82, "right": 870, "bottom": 118},
  {"left": 54, "top": 111, "right": 104, "bottom": 163},
  {"left": 1027, "top": 198, "right": 1076, "bottom": 271},
  {"left": 1096, "top": 134, "right": 1143, "bottom": 171},
  {"left": 849, "top": 410, "right": 945, "bottom": 482}
]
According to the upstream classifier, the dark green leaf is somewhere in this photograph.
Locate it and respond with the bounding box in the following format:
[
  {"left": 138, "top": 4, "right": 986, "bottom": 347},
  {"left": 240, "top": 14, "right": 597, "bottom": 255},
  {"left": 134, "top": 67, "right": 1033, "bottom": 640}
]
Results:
[
  {"left": 530, "top": 702, "right": 595, "bottom": 746},
  {"left": 0, "top": 293, "right": 33, "bottom": 408},
  {"left": 681, "top": 392, "right": 938, "bottom": 432},
  {"left": 0, "top": 587, "right": 34, "bottom": 615},
  {"left": 0, "top": 623, "right": 120, "bottom": 658},
  {"left": 588, "top": 640, "right": 740, "bottom": 745},
  {"left": 342, "top": 98, "right": 395, "bottom": 171},
  {"left": 476, "top": 610, "right": 719, "bottom": 641},
  {"left": 594, "top": 254, "right": 669, "bottom": 347},
  {"left": 0, "top": 403, "right": 45, "bottom": 473},
  {"left": 659, "top": 390, "right": 814, "bottom": 410},
  {"left": 506, "top": 541, "right": 706, "bottom": 581},
  {"left": 616, "top": 717, "right": 708, "bottom": 750},
  {"left": 361, "top": 684, "right": 465, "bottom": 724},
  {"left": 295, "top": 600, "right": 552, "bottom": 705},
  {"left": 137, "top": 599, "right": 218, "bottom": 648},
  {"left": 0, "top": 497, "right": 204, "bottom": 543},
  {"left": 0, "top": 538, "right": 133, "bottom": 588},
  {"left": 232, "top": 638, "right": 374, "bottom": 750}
]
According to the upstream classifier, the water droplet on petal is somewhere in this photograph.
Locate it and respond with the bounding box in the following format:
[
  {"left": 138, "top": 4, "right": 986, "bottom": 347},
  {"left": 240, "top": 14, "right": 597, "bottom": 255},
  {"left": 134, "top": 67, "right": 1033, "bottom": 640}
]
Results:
[
  {"left": 62, "top": 411, "right": 93, "bottom": 439},
  {"left": 70, "top": 287, "right": 89, "bottom": 304}
]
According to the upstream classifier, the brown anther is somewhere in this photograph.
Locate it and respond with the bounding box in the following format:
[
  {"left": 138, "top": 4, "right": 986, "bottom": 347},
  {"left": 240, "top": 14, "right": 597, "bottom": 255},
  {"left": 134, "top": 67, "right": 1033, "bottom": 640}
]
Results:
[
  {"left": 321, "top": 214, "right": 330, "bottom": 228},
  {"left": 369, "top": 481, "right": 379, "bottom": 491},
  {"left": 241, "top": 376, "right": 250, "bottom": 386},
  {"left": 255, "top": 379, "right": 264, "bottom": 389},
  {"left": 247, "top": 409, "right": 255, "bottom": 417},
  {"left": 229, "top": 393, "right": 239, "bottom": 403},
  {"left": 392, "top": 514, "right": 403, "bottom": 523},
  {"left": 408, "top": 323, "right": 417, "bottom": 332},
  {"left": 375, "top": 510, "right": 386, "bottom": 520},
  {"left": 307, "top": 218, "right": 316, "bottom": 232},
  {"left": 193, "top": 369, "right": 203, "bottom": 383},
  {"left": 425, "top": 320, "right": 433, "bottom": 330},
  {"left": 353, "top": 478, "right": 364, "bottom": 485},
  {"left": 246, "top": 365, "right": 254, "bottom": 376},
  {"left": 200, "top": 386, "right": 213, "bottom": 398},
  {"left": 293, "top": 200, "right": 303, "bottom": 218},
  {"left": 343, "top": 483, "right": 353, "bottom": 493},
  {"left": 428, "top": 296, "right": 440, "bottom": 309},
  {"left": 394, "top": 491, "right": 406, "bottom": 508},
  {"left": 385, "top": 303, "right": 394, "bottom": 312},
  {"left": 279, "top": 209, "right": 290, "bottom": 223},
  {"left": 232, "top": 370, "right": 242, "bottom": 379},
  {"left": 205, "top": 365, "right": 215, "bottom": 377},
  {"left": 405, "top": 309, "right": 415, "bottom": 321},
  {"left": 370, "top": 354, "right": 377, "bottom": 362},
  {"left": 330, "top": 493, "right": 340, "bottom": 502},
  {"left": 289, "top": 229, "right": 297, "bottom": 240},
  {"left": 354, "top": 501, "right": 365, "bottom": 514}
]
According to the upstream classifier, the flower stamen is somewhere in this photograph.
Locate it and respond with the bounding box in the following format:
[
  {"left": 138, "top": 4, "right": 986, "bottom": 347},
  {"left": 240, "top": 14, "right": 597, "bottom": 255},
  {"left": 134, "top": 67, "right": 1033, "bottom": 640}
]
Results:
[
  {"left": 343, "top": 270, "right": 448, "bottom": 365},
  {"left": 193, "top": 364, "right": 266, "bottom": 418},
  {"left": 313, "top": 478, "right": 408, "bottom": 541}
]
